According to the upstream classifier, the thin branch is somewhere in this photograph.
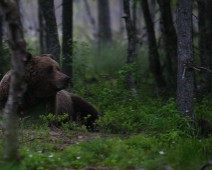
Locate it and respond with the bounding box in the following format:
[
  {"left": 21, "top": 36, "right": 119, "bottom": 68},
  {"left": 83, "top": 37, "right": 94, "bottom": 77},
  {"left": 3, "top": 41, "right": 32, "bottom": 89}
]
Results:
[
  {"left": 182, "top": 62, "right": 212, "bottom": 79},
  {"left": 24, "top": 137, "right": 44, "bottom": 143},
  {"left": 198, "top": 161, "right": 212, "bottom": 170}
]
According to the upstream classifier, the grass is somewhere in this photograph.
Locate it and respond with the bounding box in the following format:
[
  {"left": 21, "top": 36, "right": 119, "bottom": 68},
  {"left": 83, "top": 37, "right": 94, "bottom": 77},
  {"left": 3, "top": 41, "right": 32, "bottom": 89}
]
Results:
[
  {"left": 1, "top": 42, "right": 212, "bottom": 170},
  {"left": 1, "top": 88, "right": 212, "bottom": 170}
]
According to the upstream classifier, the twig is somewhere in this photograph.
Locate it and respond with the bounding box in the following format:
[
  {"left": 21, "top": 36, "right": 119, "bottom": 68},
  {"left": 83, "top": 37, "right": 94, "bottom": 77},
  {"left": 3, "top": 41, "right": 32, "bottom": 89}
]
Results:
[
  {"left": 198, "top": 67, "right": 212, "bottom": 73},
  {"left": 24, "top": 137, "right": 44, "bottom": 143},
  {"left": 182, "top": 62, "right": 212, "bottom": 80},
  {"left": 198, "top": 161, "right": 212, "bottom": 170},
  {"left": 182, "top": 67, "right": 186, "bottom": 79}
]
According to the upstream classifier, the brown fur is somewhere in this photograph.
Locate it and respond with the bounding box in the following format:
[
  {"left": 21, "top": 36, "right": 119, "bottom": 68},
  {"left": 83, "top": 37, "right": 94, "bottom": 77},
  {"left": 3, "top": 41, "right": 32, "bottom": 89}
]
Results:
[{"left": 0, "top": 53, "right": 101, "bottom": 129}]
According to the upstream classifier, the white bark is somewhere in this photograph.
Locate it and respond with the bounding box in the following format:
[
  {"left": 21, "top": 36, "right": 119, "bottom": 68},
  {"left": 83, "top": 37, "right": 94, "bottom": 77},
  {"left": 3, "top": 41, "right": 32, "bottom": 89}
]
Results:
[{"left": 0, "top": 0, "right": 27, "bottom": 162}]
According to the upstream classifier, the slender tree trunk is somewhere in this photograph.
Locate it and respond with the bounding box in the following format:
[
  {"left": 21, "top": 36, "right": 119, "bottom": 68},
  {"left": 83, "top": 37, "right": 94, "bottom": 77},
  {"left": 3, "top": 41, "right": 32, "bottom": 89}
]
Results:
[
  {"left": 0, "top": 11, "right": 4, "bottom": 80},
  {"left": 157, "top": 0, "right": 177, "bottom": 89},
  {"left": 38, "top": 0, "right": 46, "bottom": 54},
  {"left": 62, "top": 0, "right": 73, "bottom": 87},
  {"left": 83, "top": 0, "right": 97, "bottom": 42},
  {"left": 196, "top": 0, "right": 211, "bottom": 96},
  {"left": 123, "top": 0, "right": 138, "bottom": 97},
  {"left": 177, "top": 0, "right": 194, "bottom": 119},
  {"left": 132, "top": 0, "right": 137, "bottom": 34},
  {"left": 39, "top": 0, "right": 60, "bottom": 63},
  {"left": 119, "top": 0, "right": 125, "bottom": 37},
  {"left": 98, "top": 0, "right": 112, "bottom": 46},
  {"left": 149, "top": 0, "right": 156, "bottom": 22},
  {"left": 140, "top": 0, "right": 166, "bottom": 89},
  {"left": 0, "top": 0, "right": 28, "bottom": 163}
]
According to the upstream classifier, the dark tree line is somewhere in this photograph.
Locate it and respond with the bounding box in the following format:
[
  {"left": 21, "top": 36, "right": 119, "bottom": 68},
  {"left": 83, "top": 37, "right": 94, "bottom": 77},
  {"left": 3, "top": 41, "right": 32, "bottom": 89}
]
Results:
[
  {"left": 2, "top": 1, "right": 212, "bottom": 102},
  {"left": 121, "top": 0, "right": 212, "bottom": 119}
]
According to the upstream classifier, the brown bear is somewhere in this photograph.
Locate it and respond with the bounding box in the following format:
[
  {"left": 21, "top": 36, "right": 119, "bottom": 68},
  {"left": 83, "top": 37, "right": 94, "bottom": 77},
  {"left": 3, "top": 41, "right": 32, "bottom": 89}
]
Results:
[{"left": 0, "top": 53, "right": 101, "bottom": 130}]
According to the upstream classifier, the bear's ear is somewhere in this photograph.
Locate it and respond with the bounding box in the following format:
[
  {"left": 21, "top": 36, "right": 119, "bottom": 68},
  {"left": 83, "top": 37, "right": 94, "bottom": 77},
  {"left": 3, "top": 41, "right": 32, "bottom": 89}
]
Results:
[
  {"left": 40, "top": 54, "right": 54, "bottom": 59},
  {"left": 23, "top": 52, "right": 32, "bottom": 63}
]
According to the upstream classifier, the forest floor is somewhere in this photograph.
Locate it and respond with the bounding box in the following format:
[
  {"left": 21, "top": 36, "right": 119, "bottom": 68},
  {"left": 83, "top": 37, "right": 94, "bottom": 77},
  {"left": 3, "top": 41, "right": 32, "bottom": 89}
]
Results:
[
  {"left": 31, "top": 128, "right": 119, "bottom": 150},
  {"left": 1, "top": 127, "right": 175, "bottom": 170}
]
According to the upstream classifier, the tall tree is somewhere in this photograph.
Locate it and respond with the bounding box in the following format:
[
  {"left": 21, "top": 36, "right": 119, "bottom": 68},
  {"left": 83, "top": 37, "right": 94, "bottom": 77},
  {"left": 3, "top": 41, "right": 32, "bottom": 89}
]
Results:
[
  {"left": 119, "top": 0, "right": 125, "bottom": 36},
  {"left": 84, "top": 0, "right": 97, "bottom": 42},
  {"left": 123, "top": 0, "right": 138, "bottom": 97},
  {"left": 132, "top": 0, "right": 137, "bottom": 34},
  {"left": 0, "top": 11, "right": 4, "bottom": 80},
  {"left": 157, "top": 0, "right": 177, "bottom": 89},
  {"left": 197, "top": 0, "right": 212, "bottom": 96},
  {"left": 39, "top": 0, "right": 60, "bottom": 63},
  {"left": 140, "top": 0, "right": 166, "bottom": 89},
  {"left": 177, "top": 0, "right": 194, "bottom": 119},
  {"left": 38, "top": 0, "right": 46, "bottom": 54},
  {"left": 98, "top": 0, "right": 112, "bottom": 46},
  {"left": 62, "top": 0, "right": 73, "bottom": 87},
  {"left": 0, "top": 0, "right": 28, "bottom": 162}
]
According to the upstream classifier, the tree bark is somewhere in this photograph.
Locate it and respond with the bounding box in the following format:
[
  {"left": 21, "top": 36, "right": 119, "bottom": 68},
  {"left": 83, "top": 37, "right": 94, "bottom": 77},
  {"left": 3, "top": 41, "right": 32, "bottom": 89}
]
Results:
[
  {"left": 98, "top": 0, "right": 112, "bottom": 46},
  {"left": 39, "top": 0, "right": 60, "bottom": 63},
  {"left": 0, "top": 11, "right": 4, "bottom": 80},
  {"left": 140, "top": 0, "right": 166, "bottom": 89},
  {"left": 157, "top": 0, "right": 177, "bottom": 89},
  {"left": 197, "top": 0, "right": 212, "bottom": 96},
  {"left": 62, "top": 0, "right": 73, "bottom": 87},
  {"left": 177, "top": 0, "right": 194, "bottom": 119},
  {"left": 83, "top": 0, "right": 97, "bottom": 42},
  {"left": 38, "top": 0, "right": 46, "bottom": 54},
  {"left": 132, "top": 0, "right": 137, "bottom": 34},
  {"left": 123, "top": 0, "right": 138, "bottom": 97},
  {"left": 0, "top": 0, "right": 28, "bottom": 162},
  {"left": 119, "top": 0, "right": 125, "bottom": 37}
]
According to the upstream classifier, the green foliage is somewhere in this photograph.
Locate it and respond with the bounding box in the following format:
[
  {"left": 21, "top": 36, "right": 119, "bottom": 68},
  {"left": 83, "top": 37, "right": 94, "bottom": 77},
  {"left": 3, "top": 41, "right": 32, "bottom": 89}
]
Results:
[
  {"left": 71, "top": 42, "right": 149, "bottom": 87},
  {"left": 2, "top": 41, "right": 212, "bottom": 170},
  {"left": 165, "top": 138, "right": 212, "bottom": 169},
  {"left": 4, "top": 79, "right": 211, "bottom": 170},
  {"left": 95, "top": 92, "right": 194, "bottom": 136},
  {"left": 17, "top": 135, "right": 165, "bottom": 170},
  {"left": 62, "top": 136, "right": 162, "bottom": 169}
]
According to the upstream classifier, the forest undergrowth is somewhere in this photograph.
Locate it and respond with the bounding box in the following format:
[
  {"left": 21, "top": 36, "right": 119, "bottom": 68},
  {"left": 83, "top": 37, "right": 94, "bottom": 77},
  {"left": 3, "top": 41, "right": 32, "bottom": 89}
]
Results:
[{"left": 1, "top": 43, "right": 212, "bottom": 170}]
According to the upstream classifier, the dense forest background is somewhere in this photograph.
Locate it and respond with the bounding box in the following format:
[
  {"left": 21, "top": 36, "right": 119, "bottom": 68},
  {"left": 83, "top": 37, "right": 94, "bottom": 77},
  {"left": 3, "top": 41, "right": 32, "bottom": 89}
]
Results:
[{"left": 2, "top": 0, "right": 212, "bottom": 170}]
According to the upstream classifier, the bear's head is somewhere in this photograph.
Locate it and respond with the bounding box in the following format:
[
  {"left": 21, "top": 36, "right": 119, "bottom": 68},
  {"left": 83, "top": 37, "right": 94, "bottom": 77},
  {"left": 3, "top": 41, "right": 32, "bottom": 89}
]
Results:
[{"left": 24, "top": 53, "right": 70, "bottom": 98}]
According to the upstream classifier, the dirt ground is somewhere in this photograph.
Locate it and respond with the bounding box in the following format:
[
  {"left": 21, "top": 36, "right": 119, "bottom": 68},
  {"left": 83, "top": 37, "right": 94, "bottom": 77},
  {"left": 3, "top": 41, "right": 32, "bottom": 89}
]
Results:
[{"left": 16, "top": 127, "right": 120, "bottom": 150}]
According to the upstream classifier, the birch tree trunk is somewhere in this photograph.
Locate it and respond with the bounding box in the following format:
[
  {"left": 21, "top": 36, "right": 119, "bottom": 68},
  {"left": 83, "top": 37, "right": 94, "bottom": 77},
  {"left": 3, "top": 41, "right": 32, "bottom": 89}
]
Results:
[
  {"left": 0, "top": 0, "right": 28, "bottom": 162},
  {"left": 177, "top": 0, "right": 194, "bottom": 119}
]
